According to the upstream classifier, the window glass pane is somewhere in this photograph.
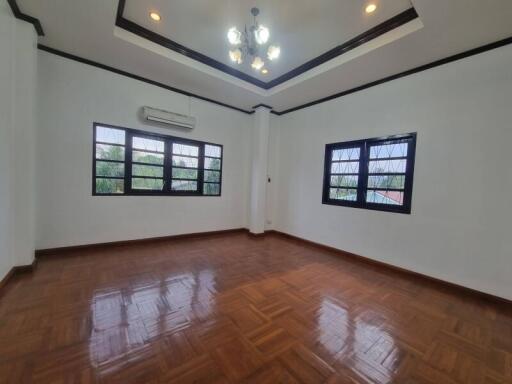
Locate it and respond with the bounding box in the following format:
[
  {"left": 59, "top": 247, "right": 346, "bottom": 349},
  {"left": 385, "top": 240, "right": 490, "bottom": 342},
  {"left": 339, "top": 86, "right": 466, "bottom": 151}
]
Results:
[
  {"left": 367, "top": 175, "right": 405, "bottom": 189},
  {"left": 331, "top": 161, "right": 359, "bottom": 174},
  {"left": 368, "top": 159, "right": 407, "bottom": 174},
  {"left": 330, "top": 175, "right": 358, "bottom": 188},
  {"left": 96, "top": 161, "right": 124, "bottom": 177},
  {"left": 204, "top": 170, "right": 220, "bottom": 183},
  {"left": 329, "top": 188, "right": 357, "bottom": 201},
  {"left": 172, "top": 156, "right": 198, "bottom": 168},
  {"left": 172, "top": 168, "right": 198, "bottom": 180},
  {"left": 132, "top": 178, "right": 164, "bottom": 191},
  {"left": 172, "top": 143, "right": 199, "bottom": 157},
  {"left": 132, "top": 151, "right": 164, "bottom": 165},
  {"left": 171, "top": 180, "right": 198, "bottom": 191},
  {"left": 366, "top": 190, "right": 404, "bottom": 205},
  {"left": 204, "top": 183, "right": 220, "bottom": 195},
  {"left": 132, "top": 137, "right": 164, "bottom": 153},
  {"left": 332, "top": 147, "right": 360, "bottom": 161},
  {"left": 205, "top": 144, "right": 221, "bottom": 158},
  {"left": 96, "top": 144, "right": 125, "bottom": 161},
  {"left": 96, "top": 126, "right": 125, "bottom": 145},
  {"left": 132, "top": 164, "right": 163, "bottom": 178},
  {"left": 205, "top": 157, "right": 221, "bottom": 170},
  {"left": 95, "top": 178, "right": 124, "bottom": 194},
  {"left": 370, "top": 142, "right": 408, "bottom": 159}
]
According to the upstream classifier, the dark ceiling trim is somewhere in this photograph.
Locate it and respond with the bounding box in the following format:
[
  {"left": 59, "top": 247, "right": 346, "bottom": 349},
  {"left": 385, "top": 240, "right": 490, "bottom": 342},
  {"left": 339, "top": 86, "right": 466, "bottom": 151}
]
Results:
[
  {"left": 115, "top": 0, "right": 267, "bottom": 89},
  {"left": 252, "top": 104, "right": 273, "bottom": 110},
  {"left": 273, "top": 35, "right": 512, "bottom": 116},
  {"left": 37, "top": 44, "right": 254, "bottom": 115},
  {"left": 115, "top": 0, "right": 418, "bottom": 90},
  {"left": 7, "top": 0, "right": 44, "bottom": 36}
]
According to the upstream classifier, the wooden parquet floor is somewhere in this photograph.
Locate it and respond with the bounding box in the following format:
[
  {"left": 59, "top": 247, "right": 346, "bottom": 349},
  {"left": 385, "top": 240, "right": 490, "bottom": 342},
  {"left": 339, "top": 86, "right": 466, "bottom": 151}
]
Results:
[{"left": 0, "top": 232, "right": 511, "bottom": 383}]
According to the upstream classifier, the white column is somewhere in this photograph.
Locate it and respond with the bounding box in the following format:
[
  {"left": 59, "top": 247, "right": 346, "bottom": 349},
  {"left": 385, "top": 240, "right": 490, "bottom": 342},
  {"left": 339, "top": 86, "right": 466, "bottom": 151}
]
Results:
[{"left": 248, "top": 106, "right": 270, "bottom": 234}]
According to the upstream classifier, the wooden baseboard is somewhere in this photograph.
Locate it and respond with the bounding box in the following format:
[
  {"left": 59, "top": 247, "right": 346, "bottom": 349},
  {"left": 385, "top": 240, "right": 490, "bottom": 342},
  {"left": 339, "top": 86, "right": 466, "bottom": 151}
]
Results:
[
  {"left": 35, "top": 228, "right": 250, "bottom": 258},
  {"left": 0, "top": 259, "right": 37, "bottom": 297},
  {"left": 9, "top": 227, "right": 511, "bottom": 307},
  {"left": 266, "top": 230, "right": 511, "bottom": 307}
]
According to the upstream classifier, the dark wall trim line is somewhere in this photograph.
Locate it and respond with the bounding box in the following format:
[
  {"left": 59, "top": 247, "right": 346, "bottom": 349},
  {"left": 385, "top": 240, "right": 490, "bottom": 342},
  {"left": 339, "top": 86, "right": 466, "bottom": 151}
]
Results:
[
  {"left": 0, "top": 260, "right": 37, "bottom": 298},
  {"left": 266, "top": 230, "right": 512, "bottom": 307},
  {"left": 38, "top": 34, "right": 512, "bottom": 118},
  {"left": 115, "top": 0, "right": 418, "bottom": 90},
  {"left": 251, "top": 104, "right": 273, "bottom": 110},
  {"left": 37, "top": 44, "right": 253, "bottom": 115},
  {"left": 26, "top": 228, "right": 512, "bottom": 308},
  {"left": 35, "top": 228, "right": 249, "bottom": 258},
  {"left": 274, "top": 35, "right": 512, "bottom": 115},
  {"left": 7, "top": 0, "right": 44, "bottom": 36}
]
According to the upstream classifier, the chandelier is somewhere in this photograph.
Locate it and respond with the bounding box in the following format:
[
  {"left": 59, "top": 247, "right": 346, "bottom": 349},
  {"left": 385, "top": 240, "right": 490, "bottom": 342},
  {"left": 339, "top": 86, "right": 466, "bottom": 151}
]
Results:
[{"left": 227, "top": 7, "right": 280, "bottom": 73}]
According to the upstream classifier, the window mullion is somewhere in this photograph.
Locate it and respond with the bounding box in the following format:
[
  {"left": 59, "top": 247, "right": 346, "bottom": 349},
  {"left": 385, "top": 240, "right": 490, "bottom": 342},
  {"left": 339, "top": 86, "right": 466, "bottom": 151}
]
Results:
[
  {"left": 164, "top": 138, "right": 173, "bottom": 195},
  {"left": 125, "top": 130, "right": 133, "bottom": 194},
  {"left": 358, "top": 142, "right": 369, "bottom": 208},
  {"left": 198, "top": 144, "right": 205, "bottom": 196}
]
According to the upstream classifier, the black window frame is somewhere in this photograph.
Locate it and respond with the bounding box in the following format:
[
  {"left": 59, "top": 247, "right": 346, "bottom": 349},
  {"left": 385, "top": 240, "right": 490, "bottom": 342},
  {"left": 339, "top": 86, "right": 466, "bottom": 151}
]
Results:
[
  {"left": 93, "top": 122, "right": 223, "bottom": 197},
  {"left": 322, "top": 133, "right": 416, "bottom": 214}
]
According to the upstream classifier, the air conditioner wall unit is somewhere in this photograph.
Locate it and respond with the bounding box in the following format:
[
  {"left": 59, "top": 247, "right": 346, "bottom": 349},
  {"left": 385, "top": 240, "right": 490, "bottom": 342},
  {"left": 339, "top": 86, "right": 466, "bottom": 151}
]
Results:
[{"left": 142, "top": 106, "right": 196, "bottom": 129}]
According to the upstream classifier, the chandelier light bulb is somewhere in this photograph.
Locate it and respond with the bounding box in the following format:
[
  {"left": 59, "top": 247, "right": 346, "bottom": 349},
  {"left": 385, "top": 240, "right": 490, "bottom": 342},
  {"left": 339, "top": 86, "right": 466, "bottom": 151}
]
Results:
[
  {"left": 267, "top": 45, "right": 280, "bottom": 61},
  {"left": 254, "top": 25, "right": 269, "bottom": 45},
  {"left": 227, "top": 27, "right": 242, "bottom": 45},
  {"left": 229, "top": 48, "right": 243, "bottom": 64},
  {"left": 251, "top": 56, "right": 265, "bottom": 70}
]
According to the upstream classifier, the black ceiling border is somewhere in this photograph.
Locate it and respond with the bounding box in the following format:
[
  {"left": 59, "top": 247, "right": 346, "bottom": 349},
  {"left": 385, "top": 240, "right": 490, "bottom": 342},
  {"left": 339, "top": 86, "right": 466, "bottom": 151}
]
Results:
[
  {"left": 37, "top": 44, "right": 254, "bottom": 115},
  {"left": 7, "top": 0, "right": 44, "bottom": 36},
  {"left": 252, "top": 104, "right": 273, "bottom": 110},
  {"left": 115, "top": 0, "right": 418, "bottom": 90},
  {"left": 273, "top": 35, "right": 512, "bottom": 115},
  {"left": 8, "top": 2, "right": 512, "bottom": 118}
]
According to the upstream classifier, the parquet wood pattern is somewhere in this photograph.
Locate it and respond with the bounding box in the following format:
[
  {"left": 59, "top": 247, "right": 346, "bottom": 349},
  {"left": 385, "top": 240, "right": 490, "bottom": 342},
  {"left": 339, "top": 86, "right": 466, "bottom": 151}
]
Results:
[{"left": 0, "top": 232, "right": 511, "bottom": 383}]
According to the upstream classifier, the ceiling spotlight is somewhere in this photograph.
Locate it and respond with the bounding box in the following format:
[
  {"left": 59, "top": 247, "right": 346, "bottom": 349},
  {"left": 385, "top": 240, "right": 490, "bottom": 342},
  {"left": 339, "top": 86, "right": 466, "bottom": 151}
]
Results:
[
  {"left": 261, "top": 69, "right": 268, "bottom": 74},
  {"left": 149, "top": 12, "right": 161, "bottom": 22},
  {"left": 251, "top": 56, "right": 264, "bottom": 70},
  {"left": 365, "top": 4, "right": 377, "bottom": 14},
  {"left": 229, "top": 48, "right": 242, "bottom": 64},
  {"left": 254, "top": 25, "right": 269, "bottom": 45},
  {"left": 267, "top": 45, "right": 280, "bottom": 61},
  {"left": 227, "top": 27, "right": 242, "bottom": 45}
]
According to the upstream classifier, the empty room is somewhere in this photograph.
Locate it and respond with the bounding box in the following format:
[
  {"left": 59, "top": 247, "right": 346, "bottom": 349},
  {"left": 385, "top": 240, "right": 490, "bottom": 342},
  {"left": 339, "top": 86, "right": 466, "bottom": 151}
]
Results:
[{"left": 1, "top": 0, "right": 512, "bottom": 383}]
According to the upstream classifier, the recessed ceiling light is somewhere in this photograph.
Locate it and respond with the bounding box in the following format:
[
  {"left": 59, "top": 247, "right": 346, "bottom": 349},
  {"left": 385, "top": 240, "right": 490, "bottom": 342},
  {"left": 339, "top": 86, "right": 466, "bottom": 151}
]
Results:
[
  {"left": 149, "top": 12, "right": 161, "bottom": 22},
  {"left": 261, "top": 69, "right": 268, "bottom": 74},
  {"left": 365, "top": 4, "right": 377, "bottom": 14}
]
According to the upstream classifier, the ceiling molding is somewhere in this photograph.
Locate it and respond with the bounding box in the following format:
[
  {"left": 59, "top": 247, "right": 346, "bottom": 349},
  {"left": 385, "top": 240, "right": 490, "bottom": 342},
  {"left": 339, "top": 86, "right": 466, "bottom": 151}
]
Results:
[
  {"left": 37, "top": 44, "right": 254, "bottom": 115},
  {"left": 251, "top": 104, "right": 273, "bottom": 110},
  {"left": 274, "top": 35, "right": 512, "bottom": 115},
  {"left": 115, "top": 0, "right": 418, "bottom": 90},
  {"left": 7, "top": 0, "right": 44, "bottom": 36},
  {"left": 10, "top": 2, "right": 512, "bottom": 118}
]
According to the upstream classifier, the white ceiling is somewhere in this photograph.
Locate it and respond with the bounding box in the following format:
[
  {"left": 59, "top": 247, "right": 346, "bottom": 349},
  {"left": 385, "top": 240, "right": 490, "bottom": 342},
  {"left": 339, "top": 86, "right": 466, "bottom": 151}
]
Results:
[{"left": 16, "top": 0, "right": 512, "bottom": 112}]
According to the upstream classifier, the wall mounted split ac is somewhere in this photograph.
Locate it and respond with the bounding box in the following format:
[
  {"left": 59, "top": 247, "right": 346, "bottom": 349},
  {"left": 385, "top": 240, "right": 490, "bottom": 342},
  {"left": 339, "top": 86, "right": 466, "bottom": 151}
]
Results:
[{"left": 142, "top": 106, "right": 196, "bottom": 129}]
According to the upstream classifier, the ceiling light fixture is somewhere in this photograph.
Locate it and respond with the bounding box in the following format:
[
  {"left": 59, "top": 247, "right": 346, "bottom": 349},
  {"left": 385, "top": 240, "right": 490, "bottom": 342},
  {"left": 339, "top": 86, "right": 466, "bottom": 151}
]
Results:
[
  {"left": 227, "top": 7, "right": 280, "bottom": 72},
  {"left": 365, "top": 4, "right": 377, "bottom": 14},
  {"left": 149, "top": 12, "right": 161, "bottom": 22},
  {"left": 261, "top": 69, "right": 268, "bottom": 74}
]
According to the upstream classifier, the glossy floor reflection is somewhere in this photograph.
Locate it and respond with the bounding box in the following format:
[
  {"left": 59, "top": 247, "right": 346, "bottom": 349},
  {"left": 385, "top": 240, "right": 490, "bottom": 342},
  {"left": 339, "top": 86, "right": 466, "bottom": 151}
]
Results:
[{"left": 0, "top": 232, "right": 511, "bottom": 383}]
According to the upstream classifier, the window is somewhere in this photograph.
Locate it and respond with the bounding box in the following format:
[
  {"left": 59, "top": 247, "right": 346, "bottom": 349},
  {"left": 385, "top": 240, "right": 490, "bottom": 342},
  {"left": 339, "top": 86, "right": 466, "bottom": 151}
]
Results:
[
  {"left": 93, "top": 123, "right": 222, "bottom": 196},
  {"left": 323, "top": 133, "right": 416, "bottom": 214}
]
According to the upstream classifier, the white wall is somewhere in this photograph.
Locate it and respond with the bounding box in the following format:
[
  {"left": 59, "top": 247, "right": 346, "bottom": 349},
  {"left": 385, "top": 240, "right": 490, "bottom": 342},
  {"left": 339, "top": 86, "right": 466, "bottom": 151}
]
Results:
[
  {"left": 36, "top": 51, "right": 252, "bottom": 249},
  {"left": 273, "top": 44, "right": 512, "bottom": 300},
  {"left": 0, "top": 3, "right": 37, "bottom": 280}
]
